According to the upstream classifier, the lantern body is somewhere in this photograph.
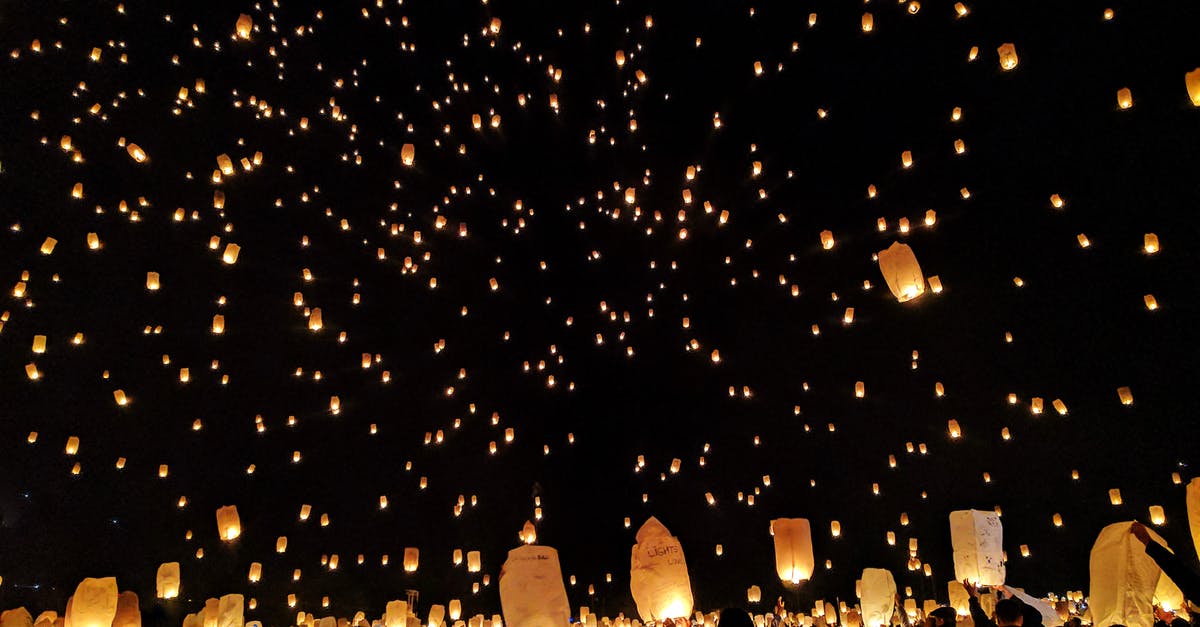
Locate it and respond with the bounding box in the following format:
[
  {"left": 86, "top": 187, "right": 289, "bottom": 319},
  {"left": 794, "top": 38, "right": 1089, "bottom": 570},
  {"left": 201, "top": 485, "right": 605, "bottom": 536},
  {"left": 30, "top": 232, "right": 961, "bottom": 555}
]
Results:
[
  {"left": 877, "top": 242, "right": 925, "bottom": 302},
  {"left": 236, "top": 14, "right": 252, "bottom": 38},
  {"left": 1154, "top": 570, "right": 1184, "bottom": 614},
  {"left": 467, "top": 550, "right": 482, "bottom": 573},
  {"left": 384, "top": 601, "right": 408, "bottom": 627},
  {"left": 156, "top": 563, "right": 181, "bottom": 599},
  {"left": 403, "top": 547, "right": 420, "bottom": 572},
  {"left": 216, "top": 594, "right": 242, "bottom": 627},
  {"left": 112, "top": 592, "right": 139, "bottom": 627},
  {"left": 1187, "top": 68, "right": 1200, "bottom": 106},
  {"left": 860, "top": 569, "right": 896, "bottom": 627},
  {"left": 0, "top": 608, "right": 33, "bottom": 627},
  {"left": 67, "top": 577, "right": 118, "bottom": 627},
  {"left": 997, "top": 43, "right": 1018, "bottom": 70},
  {"left": 747, "top": 585, "right": 762, "bottom": 603},
  {"left": 772, "top": 518, "right": 814, "bottom": 584},
  {"left": 947, "top": 581, "right": 970, "bottom": 616},
  {"left": 629, "top": 517, "right": 694, "bottom": 622},
  {"left": 216, "top": 505, "right": 241, "bottom": 541},
  {"left": 949, "top": 509, "right": 1005, "bottom": 585},
  {"left": 401, "top": 144, "right": 415, "bottom": 166},
  {"left": 1089, "top": 522, "right": 1164, "bottom": 627},
  {"left": 500, "top": 545, "right": 571, "bottom": 627}
]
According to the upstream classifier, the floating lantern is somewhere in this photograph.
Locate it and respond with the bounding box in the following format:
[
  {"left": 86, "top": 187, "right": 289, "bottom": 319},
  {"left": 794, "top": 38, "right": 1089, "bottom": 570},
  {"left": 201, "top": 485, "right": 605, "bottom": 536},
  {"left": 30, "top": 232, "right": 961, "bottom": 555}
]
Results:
[
  {"left": 772, "top": 518, "right": 814, "bottom": 584},
  {"left": 876, "top": 241, "right": 925, "bottom": 302},
  {"left": 216, "top": 505, "right": 241, "bottom": 541},
  {"left": 997, "top": 43, "right": 1018, "bottom": 70},
  {"left": 1117, "top": 88, "right": 1133, "bottom": 109},
  {"left": 630, "top": 517, "right": 694, "bottom": 622},
  {"left": 950, "top": 510, "right": 1005, "bottom": 585},
  {"left": 156, "top": 563, "right": 180, "bottom": 599},
  {"left": 236, "top": 14, "right": 253, "bottom": 39},
  {"left": 1187, "top": 68, "right": 1200, "bottom": 106}
]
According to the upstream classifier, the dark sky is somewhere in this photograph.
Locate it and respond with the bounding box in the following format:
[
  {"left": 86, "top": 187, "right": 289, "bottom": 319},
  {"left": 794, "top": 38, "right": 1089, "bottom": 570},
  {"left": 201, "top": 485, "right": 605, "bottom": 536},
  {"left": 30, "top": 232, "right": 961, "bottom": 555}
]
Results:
[{"left": 1, "top": 0, "right": 1199, "bottom": 625}]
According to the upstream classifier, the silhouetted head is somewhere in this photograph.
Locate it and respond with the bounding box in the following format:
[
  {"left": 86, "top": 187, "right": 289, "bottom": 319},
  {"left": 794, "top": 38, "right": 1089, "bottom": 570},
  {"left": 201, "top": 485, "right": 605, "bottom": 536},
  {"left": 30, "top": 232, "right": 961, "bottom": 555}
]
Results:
[
  {"left": 994, "top": 599, "right": 1024, "bottom": 627},
  {"left": 929, "top": 605, "right": 958, "bottom": 627},
  {"left": 719, "top": 607, "right": 756, "bottom": 627}
]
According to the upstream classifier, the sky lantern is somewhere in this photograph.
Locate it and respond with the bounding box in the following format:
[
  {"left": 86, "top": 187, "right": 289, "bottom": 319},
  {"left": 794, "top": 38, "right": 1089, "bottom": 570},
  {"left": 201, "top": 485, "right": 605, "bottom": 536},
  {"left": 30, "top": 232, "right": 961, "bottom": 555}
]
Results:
[
  {"left": 876, "top": 242, "right": 925, "bottom": 302},
  {"left": 1117, "top": 386, "right": 1133, "bottom": 405},
  {"left": 500, "top": 544, "right": 571, "bottom": 627},
  {"left": 1089, "top": 522, "right": 1164, "bottom": 627},
  {"left": 401, "top": 144, "right": 415, "bottom": 166},
  {"left": 1117, "top": 87, "right": 1133, "bottom": 109},
  {"left": 403, "top": 548, "right": 419, "bottom": 572},
  {"left": 384, "top": 601, "right": 408, "bottom": 627},
  {"left": 235, "top": 14, "right": 253, "bottom": 39},
  {"left": 1187, "top": 68, "right": 1200, "bottom": 106},
  {"left": 860, "top": 569, "right": 896, "bottom": 627},
  {"left": 67, "top": 578, "right": 118, "bottom": 627},
  {"left": 772, "top": 518, "right": 814, "bottom": 584},
  {"left": 820, "top": 230, "right": 834, "bottom": 249},
  {"left": 862, "top": 13, "right": 874, "bottom": 32},
  {"left": 997, "top": 43, "right": 1018, "bottom": 70},
  {"left": 950, "top": 510, "right": 1005, "bottom": 585},
  {"left": 215, "top": 505, "right": 241, "bottom": 541},
  {"left": 126, "top": 144, "right": 147, "bottom": 163},
  {"left": 630, "top": 517, "right": 693, "bottom": 622},
  {"left": 221, "top": 243, "right": 240, "bottom": 264},
  {"left": 155, "top": 563, "right": 180, "bottom": 599}
]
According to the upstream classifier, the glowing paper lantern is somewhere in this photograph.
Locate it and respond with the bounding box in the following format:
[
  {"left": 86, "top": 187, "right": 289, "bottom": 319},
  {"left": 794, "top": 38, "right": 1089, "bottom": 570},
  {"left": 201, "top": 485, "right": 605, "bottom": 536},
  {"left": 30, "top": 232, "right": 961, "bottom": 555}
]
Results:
[
  {"left": 820, "top": 230, "right": 835, "bottom": 250},
  {"left": 126, "top": 144, "right": 147, "bottom": 163},
  {"left": 876, "top": 242, "right": 925, "bottom": 302},
  {"left": 949, "top": 509, "right": 1005, "bottom": 585},
  {"left": 217, "top": 594, "right": 243, "bottom": 627},
  {"left": 630, "top": 517, "right": 694, "bottom": 622},
  {"left": 236, "top": 14, "right": 253, "bottom": 39},
  {"left": 519, "top": 520, "right": 537, "bottom": 544},
  {"left": 860, "top": 569, "right": 897, "bottom": 627},
  {"left": 384, "top": 601, "right": 408, "bottom": 627},
  {"left": 156, "top": 563, "right": 180, "bottom": 599},
  {"left": 997, "top": 43, "right": 1018, "bottom": 70},
  {"left": 112, "top": 592, "right": 140, "bottom": 627},
  {"left": 67, "top": 577, "right": 118, "bottom": 627},
  {"left": 401, "top": 144, "right": 415, "bottom": 166},
  {"left": 215, "top": 505, "right": 241, "bottom": 541},
  {"left": 861, "top": 13, "right": 874, "bottom": 32},
  {"left": 1148, "top": 506, "right": 1165, "bottom": 526},
  {"left": 468, "top": 550, "right": 482, "bottom": 572},
  {"left": 1089, "top": 522, "right": 1164, "bottom": 627},
  {"left": 222, "top": 244, "right": 240, "bottom": 265},
  {"left": 772, "top": 518, "right": 814, "bottom": 584},
  {"left": 747, "top": 585, "right": 762, "bottom": 603},
  {"left": 403, "top": 547, "right": 419, "bottom": 572},
  {"left": 1117, "top": 88, "right": 1133, "bottom": 109},
  {"left": 1186, "top": 68, "right": 1200, "bottom": 106},
  {"left": 0, "top": 608, "right": 33, "bottom": 627},
  {"left": 499, "top": 544, "right": 571, "bottom": 627}
]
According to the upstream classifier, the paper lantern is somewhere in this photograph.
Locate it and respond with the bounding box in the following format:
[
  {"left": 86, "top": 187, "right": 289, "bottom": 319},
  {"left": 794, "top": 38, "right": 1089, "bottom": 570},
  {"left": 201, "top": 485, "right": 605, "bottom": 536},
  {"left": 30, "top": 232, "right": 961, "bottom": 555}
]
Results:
[
  {"left": 499, "top": 545, "right": 571, "bottom": 627},
  {"left": 112, "top": 592, "right": 139, "bottom": 627},
  {"left": 519, "top": 520, "right": 537, "bottom": 545},
  {"left": 1117, "top": 387, "right": 1133, "bottom": 405},
  {"left": 860, "top": 569, "right": 896, "bottom": 627},
  {"left": 156, "top": 563, "right": 181, "bottom": 599},
  {"left": 67, "top": 578, "right": 118, "bottom": 627},
  {"left": 217, "top": 594, "right": 243, "bottom": 627},
  {"left": 831, "top": 520, "right": 842, "bottom": 537},
  {"left": 403, "top": 547, "right": 419, "bottom": 572},
  {"left": 222, "top": 243, "right": 240, "bottom": 264},
  {"left": 276, "top": 536, "right": 287, "bottom": 552},
  {"left": 146, "top": 272, "right": 160, "bottom": 291},
  {"left": 1148, "top": 506, "right": 1165, "bottom": 526},
  {"left": 1117, "top": 88, "right": 1133, "bottom": 109},
  {"left": 997, "top": 43, "right": 1018, "bottom": 70},
  {"left": 772, "top": 518, "right": 814, "bottom": 584},
  {"left": 467, "top": 550, "right": 482, "bottom": 572},
  {"left": 947, "top": 419, "right": 961, "bottom": 439},
  {"left": 1089, "top": 522, "right": 1164, "bottom": 627},
  {"left": 401, "top": 144, "right": 415, "bottom": 166},
  {"left": 212, "top": 315, "right": 225, "bottom": 334},
  {"left": 215, "top": 505, "right": 241, "bottom": 541},
  {"left": 1110, "top": 488, "right": 1123, "bottom": 506},
  {"left": 630, "top": 517, "right": 694, "bottom": 622},
  {"left": 1187, "top": 68, "right": 1200, "bottom": 106},
  {"left": 384, "top": 601, "right": 408, "bottom": 627},
  {"left": 236, "top": 14, "right": 253, "bottom": 39},
  {"left": 1143, "top": 233, "right": 1159, "bottom": 254},
  {"left": 217, "top": 154, "right": 234, "bottom": 175},
  {"left": 40, "top": 237, "right": 57, "bottom": 255},
  {"left": 0, "top": 608, "right": 33, "bottom": 627},
  {"left": 820, "top": 230, "right": 835, "bottom": 249},
  {"left": 949, "top": 510, "right": 1005, "bottom": 585},
  {"left": 126, "top": 144, "right": 147, "bottom": 163},
  {"left": 1154, "top": 567, "right": 1185, "bottom": 614},
  {"left": 747, "top": 585, "right": 762, "bottom": 604},
  {"left": 861, "top": 13, "right": 874, "bottom": 32},
  {"left": 876, "top": 242, "right": 926, "bottom": 302},
  {"left": 901, "top": 151, "right": 913, "bottom": 168},
  {"left": 449, "top": 601, "right": 462, "bottom": 621}
]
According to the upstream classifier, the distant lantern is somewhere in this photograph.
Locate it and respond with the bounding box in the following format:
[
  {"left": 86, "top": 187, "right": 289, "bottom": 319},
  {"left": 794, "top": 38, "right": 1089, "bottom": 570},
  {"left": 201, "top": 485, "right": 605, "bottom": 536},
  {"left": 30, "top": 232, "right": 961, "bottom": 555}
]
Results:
[
  {"left": 1109, "top": 489, "right": 1123, "bottom": 506},
  {"left": 1186, "top": 68, "right": 1200, "bottom": 106},
  {"left": 212, "top": 314, "right": 225, "bottom": 334},
  {"left": 1148, "top": 505, "right": 1166, "bottom": 526},
  {"left": 747, "top": 585, "right": 762, "bottom": 604},
  {"left": 1117, "top": 387, "right": 1133, "bottom": 405},
  {"left": 41, "top": 237, "right": 58, "bottom": 254},
  {"left": 468, "top": 551, "right": 482, "bottom": 572},
  {"left": 876, "top": 241, "right": 926, "bottom": 302},
  {"left": 948, "top": 419, "right": 962, "bottom": 439},
  {"left": 217, "top": 154, "right": 234, "bottom": 175},
  {"left": 831, "top": 520, "right": 842, "bottom": 537},
  {"left": 146, "top": 272, "right": 160, "bottom": 291},
  {"left": 216, "top": 505, "right": 241, "bottom": 541},
  {"left": 955, "top": 2, "right": 968, "bottom": 17},
  {"left": 855, "top": 381, "right": 865, "bottom": 398},
  {"left": 404, "top": 547, "right": 419, "bottom": 572},
  {"left": 156, "top": 563, "right": 180, "bottom": 599},
  {"left": 1117, "top": 87, "right": 1133, "bottom": 109},
  {"left": 222, "top": 243, "right": 240, "bottom": 264},
  {"left": 113, "top": 390, "right": 129, "bottom": 406},
  {"left": 772, "top": 518, "right": 815, "bottom": 584},
  {"left": 401, "top": 143, "right": 415, "bottom": 166},
  {"left": 126, "top": 144, "right": 147, "bottom": 163},
  {"left": 820, "top": 230, "right": 835, "bottom": 249},
  {"left": 861, "top": 13, "right": 874, "bottom": 32},
  {"left": 1144, "top": 233, "right": 1159, "bottom": 254},
  {"left": 997, "top": 43, "right": 1018, "bottom": 70},
  {"left": 236, "top": 14, "right": 253, "bottom": 39},
  {"left": 901, "top": 151, "right": 913, "bottom": 168}
]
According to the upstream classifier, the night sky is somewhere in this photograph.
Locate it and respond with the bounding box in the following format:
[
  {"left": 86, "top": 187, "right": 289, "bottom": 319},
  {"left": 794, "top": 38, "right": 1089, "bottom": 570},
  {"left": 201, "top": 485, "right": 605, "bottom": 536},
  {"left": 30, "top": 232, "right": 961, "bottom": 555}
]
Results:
[{"left": 2, "top": 0, "right": 1199, "bottom": 624}]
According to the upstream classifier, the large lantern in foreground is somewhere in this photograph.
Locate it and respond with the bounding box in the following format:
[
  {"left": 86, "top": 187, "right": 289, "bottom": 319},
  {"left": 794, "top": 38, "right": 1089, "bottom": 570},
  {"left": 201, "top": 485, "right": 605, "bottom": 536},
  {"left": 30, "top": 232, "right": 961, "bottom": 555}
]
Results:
[
  {"left": 772, "top": 518, "right": 814, "bottom": 584},
  {"left": 156, "top": 563, "right": 180, "bottom": 599},
  {"left": 67, "top": 578, "right": 118, "bottom": 627},
  {"left": 860, "top": 569, "right": 896, "bottom": 627},
  {"left": 1089, "top": 521, "right": 1163, "bottom": 627},
  {"left": 950, "top": 509, "right": 1005, "bottom": 585},
  {"left": 877, "top": 241, "right": 925, "bottom": 302},
  {"left": 499, "top": 544, "right": 571, "bottom": 627},
  {"left": 630, "top": 517, "right": 693, "bottom": 622},
  {"left": 1188, "top": 478, "right": 1200, "bottom": 559}
]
